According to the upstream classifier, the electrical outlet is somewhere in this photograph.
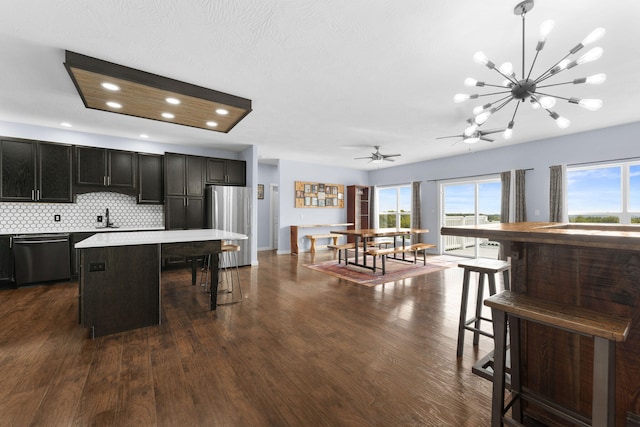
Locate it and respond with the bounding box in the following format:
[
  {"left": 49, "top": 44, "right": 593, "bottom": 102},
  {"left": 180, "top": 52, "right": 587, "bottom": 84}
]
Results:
[
  {"left": 89, "top": 262, "right": 106, "bottom": 272},
  {"left": 97, "top": 215, "right": 103, "bottom": 222},
  {"left": 54, "top": 214, "right": 61, "bottom": 222}
]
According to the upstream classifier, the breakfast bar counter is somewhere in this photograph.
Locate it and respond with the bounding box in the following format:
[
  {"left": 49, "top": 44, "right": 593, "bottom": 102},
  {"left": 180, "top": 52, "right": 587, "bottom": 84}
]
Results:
[
  {"left": 76, "top": 229, "right": 247, "bottom": 337},
  {"left": 441, "top": 222, "right": 640, "bottom": 426}
]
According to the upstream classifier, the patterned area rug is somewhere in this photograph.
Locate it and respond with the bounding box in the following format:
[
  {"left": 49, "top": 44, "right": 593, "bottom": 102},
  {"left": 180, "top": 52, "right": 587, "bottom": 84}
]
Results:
[{"left": 304, "top": 255, "right": 456, "bottom": 287}]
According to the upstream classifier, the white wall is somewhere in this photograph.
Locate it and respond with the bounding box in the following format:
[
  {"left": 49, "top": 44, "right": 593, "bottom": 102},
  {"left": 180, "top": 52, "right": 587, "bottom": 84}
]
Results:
[{"left": 276, "top": 159, "right": 368, "bottom": 254}]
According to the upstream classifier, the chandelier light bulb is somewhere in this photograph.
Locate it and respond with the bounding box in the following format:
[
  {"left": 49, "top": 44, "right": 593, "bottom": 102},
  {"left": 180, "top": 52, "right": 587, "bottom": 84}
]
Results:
[
  {"left": 473, "top": 51, "right": 489, "bottom": 65},
  {"left": 454, "top": 93, "right": 478, "bottom": 103},
  {"left": 539, "top": 20, "right": 555, "bottom": 42},
  {"left": 539, "top": 96, "right": 556, "bottom": 109},
  {"left": 582, "top": 27, "right": 606, "bottom": 46},
  {"left": 550, "top": 59, "right": 571, "bottom": 75},
  {"left": 473, "top": 104, "right": 488, "bottom": 115},
  {"left": 503, "top": 121, "right": 514, "bottom": 139},
  {"left": 499, "top": 62, "right": 514, "bottom": 75},
  {"left": 474, "top": 111, "right": 492, "bottom": 125},
  {"left": 585, "top": 73, "right": 607, "bottom": 85},
  {"left": 570, "top": 98, "right": 603, "bottom": 111},
  {"left": 530, "top": 98, "right": 541, "bottom": 109},
  {"left": 464, "top": 78, "right": 479, "bottom": 87},
  {"left": 549, "top": 111, "right": 570, "bottom": 128},
  {"left": 464, "top": 124, "right": 478, "bottom": 136},
  {"left": 573, "top": 47, "right": 603, "bottom": 67}
]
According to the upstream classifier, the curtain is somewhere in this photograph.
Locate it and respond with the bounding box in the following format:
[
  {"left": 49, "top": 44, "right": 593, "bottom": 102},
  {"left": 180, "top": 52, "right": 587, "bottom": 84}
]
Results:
[
  {"left": 498, "top": 172, "right": 511, "bottom": 260},
  {"left": 500, "top": 171, "right": 511, "bottom": 223},
  {"left": 369, "top": 186, "right": 376, "bottom": 228},
  {"left": 411, "top": 181, "right": 421, "bottom": 243},
  {"left": 515, "top": 169, "right": 527, "bottom": 222},
  {"left": 549, "top": 165, "right": 563, "bottom": 222}
]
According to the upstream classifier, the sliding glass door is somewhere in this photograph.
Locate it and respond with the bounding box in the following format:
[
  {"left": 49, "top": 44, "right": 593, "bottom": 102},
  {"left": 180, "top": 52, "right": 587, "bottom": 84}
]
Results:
[{"left": 440, "top": 178, "right": 501, "bottom": 258}]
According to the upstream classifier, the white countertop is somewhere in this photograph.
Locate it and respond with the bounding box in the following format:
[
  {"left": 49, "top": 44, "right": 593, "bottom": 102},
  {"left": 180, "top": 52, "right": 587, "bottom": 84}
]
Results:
[{"left": 75, "top": 229, "right": 248, "bottom": 249}]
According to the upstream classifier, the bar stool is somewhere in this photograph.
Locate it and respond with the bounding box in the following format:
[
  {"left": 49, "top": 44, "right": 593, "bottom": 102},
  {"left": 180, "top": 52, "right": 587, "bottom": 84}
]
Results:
[
  {"left": 200, "top": 244, "right": 243, "bottom": 305},
  {"left": 456, "top": 258, "right": 510, "bottom": 358}
]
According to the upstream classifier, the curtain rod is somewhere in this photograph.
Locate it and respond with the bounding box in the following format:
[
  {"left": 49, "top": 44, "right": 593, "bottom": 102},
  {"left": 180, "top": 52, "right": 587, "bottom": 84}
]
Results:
[
  {"left": 566, "top": 156, "right": 640, "bottom": 167},
  {"left": 426, "top": 168, "right": 533, "bottom": 183}
]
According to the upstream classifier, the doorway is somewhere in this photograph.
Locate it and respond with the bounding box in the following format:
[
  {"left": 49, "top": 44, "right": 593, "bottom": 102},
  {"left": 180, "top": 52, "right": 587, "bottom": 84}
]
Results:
[{"left": 270, "top": 184, "right": 279, "bottom": 250}]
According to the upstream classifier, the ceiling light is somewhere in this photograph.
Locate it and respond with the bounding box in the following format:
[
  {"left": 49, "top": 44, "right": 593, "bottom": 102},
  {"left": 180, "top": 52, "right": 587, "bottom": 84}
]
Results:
[
  {"left": 215, "top": 108, "right": 229, "bottom": 115},
  {"left": 451, "top": 0, "right": 605, "bottom": 140},
  {"left": 106, "top": 101, "right": 122, "bottom": 109},
  {"left": 161, "top": 112, "right": 175, "bottom": 119},
  {"left": 101, "top": 82, "right": 120, "bottom": 91},
  {"left": 206, "top": 121, "right": 218, "bottom": 127},
  {"left": 165, "top": 97, "right": 180, "bottom": 105},
  {"left": 60, "top": 122, "right": 72, "bottom": 127},
  {"left": 64, "top": 51, "right": 252, "bottom": 133}
]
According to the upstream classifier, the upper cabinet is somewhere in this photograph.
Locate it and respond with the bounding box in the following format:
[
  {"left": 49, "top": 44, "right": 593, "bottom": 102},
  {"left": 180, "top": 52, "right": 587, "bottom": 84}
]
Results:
[
  {"left": 206, "top": 158, "right": 246, "bottom": 186},
  {"left": 0, "top": 138, "right": 72, "bottom": 203},
  {"left": 165, "top": 153, "right": 204, "bottom": 197},
  {"left": 75, "top": 147, "right": 136, "bottom": 194},
  {"left": 137, "top": 153, "right": 164, "bottom": 204}
]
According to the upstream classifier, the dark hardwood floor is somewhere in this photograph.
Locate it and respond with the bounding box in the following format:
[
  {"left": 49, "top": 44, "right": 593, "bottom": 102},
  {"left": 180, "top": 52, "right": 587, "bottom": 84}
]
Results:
[{"left": 0, "top": 250, "right": 501, "bottom": 426}]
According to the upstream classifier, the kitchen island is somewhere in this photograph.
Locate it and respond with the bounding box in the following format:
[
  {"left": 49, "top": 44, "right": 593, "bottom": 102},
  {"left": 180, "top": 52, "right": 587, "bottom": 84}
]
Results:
[
  {"left": 441, "top": 222, "right": 640, "bottom": 426},
  {"left": 75, "top": 229, "right": 247, "bottom": 337}
]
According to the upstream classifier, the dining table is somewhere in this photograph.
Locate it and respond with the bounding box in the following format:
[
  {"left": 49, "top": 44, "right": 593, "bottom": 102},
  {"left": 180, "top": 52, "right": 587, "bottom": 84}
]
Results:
[{"left": 330, "top": 228, "right": 429, "bottom": 271}]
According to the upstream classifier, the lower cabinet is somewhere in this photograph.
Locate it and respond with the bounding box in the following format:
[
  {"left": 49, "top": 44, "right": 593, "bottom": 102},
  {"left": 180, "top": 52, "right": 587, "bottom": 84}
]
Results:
[
  {"left": 70, "top": 232, "right": 95, "bottom": 278},
  {"left": 0, "top": 236, "right": 13, "bottom": 285}
]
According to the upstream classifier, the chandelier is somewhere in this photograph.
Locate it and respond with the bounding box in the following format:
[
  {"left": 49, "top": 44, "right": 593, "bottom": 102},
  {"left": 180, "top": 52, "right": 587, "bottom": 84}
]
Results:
[{"left": 452, "top": 0, "right": 605, "bottom": 143}]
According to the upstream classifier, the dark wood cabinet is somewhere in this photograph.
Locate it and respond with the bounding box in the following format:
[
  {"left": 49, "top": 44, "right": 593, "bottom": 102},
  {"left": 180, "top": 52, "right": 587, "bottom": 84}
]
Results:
[
  {"left": 137, "top": 153, "right": 163, "bottom": 204},
  {"left": 205, "top": 158, "right": 246, "bottom": 186},
  {"left": 0, "top": 236, "right": 13, "bottom": 285},
  {"left": 164, "top": 153, "right": 205, "bottom": 230},
  {"left": 75, "top": 147, "right": 136, "bottom": 193},
  {"left": 165, "top": 196, "right": 204, "bottom": 230},
  {"left": 347, "top": 185, "right": 370, "bottom": 243},
  {"left": 0, "top": 138, "right": 72, "bottom": 203}
]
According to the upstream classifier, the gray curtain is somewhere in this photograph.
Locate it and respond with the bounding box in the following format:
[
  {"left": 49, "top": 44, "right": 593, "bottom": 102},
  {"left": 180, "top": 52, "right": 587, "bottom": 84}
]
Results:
[
  {"left": 411, "top": 181, "right": 421, "bottom": 243},
  {"left": 369, "top": 186, "right": 376, "bottom": 228},
  {"left": 515, "top": 169, "right": 527, "bottom": 222},
  {"left": 500, "top": 171, "right": 511, "bottom": 223},
  {"left": 549, "top": 165, "right": 563, "bottom": 222},
  {"left": 498, "top": 172, "right": 511, "bottom": 260}
]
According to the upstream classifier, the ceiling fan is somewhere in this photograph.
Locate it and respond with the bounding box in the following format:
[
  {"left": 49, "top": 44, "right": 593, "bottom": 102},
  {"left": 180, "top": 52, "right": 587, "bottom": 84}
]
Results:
[
  {"left": 437, "top": 128, "right": 503, "bottom": 145},
  {"left": 354, "top": 145, "right": 401, "bottom": 163}
]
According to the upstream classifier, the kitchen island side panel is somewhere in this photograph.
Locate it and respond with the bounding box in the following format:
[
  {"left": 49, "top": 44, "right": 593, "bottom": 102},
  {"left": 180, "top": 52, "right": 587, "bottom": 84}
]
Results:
[
  {"left": 80, "top": 244, "right": 160, "bottom": 337},
  {"left": 509, "top": 241, "right": 639, "bottom": 426}
]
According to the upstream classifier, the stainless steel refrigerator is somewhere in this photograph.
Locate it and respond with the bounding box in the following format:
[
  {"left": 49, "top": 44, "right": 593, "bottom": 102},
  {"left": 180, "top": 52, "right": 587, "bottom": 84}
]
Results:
[{"left": 205, "top": 185, "right": 252, "bottom": 267}]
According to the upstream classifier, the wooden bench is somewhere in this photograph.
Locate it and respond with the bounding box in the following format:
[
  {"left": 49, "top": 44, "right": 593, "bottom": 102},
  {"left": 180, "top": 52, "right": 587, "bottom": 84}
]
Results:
[
  {"left": 327, "top": 242, "right": 355, "bottom": 264},
  {"left": 365, "top": 243, "right": 436, "bottom": 274},
  {"left": 485, "top": 290, "right": 631, "bottom": 427},
  {"left": 306, "top": 234, "right": 340, "bottom": 252}
]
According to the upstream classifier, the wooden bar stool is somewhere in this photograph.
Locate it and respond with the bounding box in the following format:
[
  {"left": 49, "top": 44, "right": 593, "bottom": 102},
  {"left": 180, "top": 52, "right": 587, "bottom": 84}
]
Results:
[
  {"left": 456, "top": 258, "right": 510, "bottom": 358},
  {"left": 485, "top": 290, "right": 631, "bottom": 427}
]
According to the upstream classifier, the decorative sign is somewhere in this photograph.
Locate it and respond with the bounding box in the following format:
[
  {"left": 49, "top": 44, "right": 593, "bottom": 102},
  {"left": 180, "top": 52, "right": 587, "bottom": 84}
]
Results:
[
  {"left": 295, "top": 181, "right": 344, "bottom": 208},
  {"left": 257, "top": 184, "right": 264, "bottom": 199}
]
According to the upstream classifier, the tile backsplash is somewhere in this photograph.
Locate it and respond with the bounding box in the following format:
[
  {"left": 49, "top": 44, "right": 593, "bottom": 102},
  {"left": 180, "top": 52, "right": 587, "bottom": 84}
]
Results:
[{"left": 0, "top": 192, "right": 164, "bottom": 233}]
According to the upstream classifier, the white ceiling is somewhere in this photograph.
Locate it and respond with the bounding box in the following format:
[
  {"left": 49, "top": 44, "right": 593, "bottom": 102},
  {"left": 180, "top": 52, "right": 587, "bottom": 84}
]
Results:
[{"left": 1, "top": 1, "right": 638, "bottom": 170}]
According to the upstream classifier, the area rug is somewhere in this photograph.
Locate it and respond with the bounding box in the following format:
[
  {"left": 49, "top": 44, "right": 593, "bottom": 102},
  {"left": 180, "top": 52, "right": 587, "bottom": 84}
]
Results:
[{"left": 304, "top": 255, "right": 456, "bottom": 287}]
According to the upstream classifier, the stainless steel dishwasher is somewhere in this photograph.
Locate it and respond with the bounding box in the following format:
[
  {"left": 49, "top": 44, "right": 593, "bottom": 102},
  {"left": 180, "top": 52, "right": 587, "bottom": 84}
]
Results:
[{"left": 13, "top": 234, "right": 71, "bottom": 286}]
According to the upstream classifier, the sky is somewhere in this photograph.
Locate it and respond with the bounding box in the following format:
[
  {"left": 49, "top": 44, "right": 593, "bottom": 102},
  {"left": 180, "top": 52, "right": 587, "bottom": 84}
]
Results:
[
  {"left": 443, "top": 181, "right": 501, "bottom": 215},
  {"left": 567, "top": 164, "right": 640, "bottom": 213}
]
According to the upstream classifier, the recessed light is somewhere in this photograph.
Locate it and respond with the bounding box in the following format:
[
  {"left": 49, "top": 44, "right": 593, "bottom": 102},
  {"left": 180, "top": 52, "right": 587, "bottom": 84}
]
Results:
[
  {"left": 161, "top": 112, "right": 175, "bottom": 119},
  {"left": 101, "top": 82, "right": 120, "bottom": 91},
  {"left": 206, "top": 121, "right": 218, "bottom": 127},
  {"left": 60, "top": 122, "right": 72, "bottom": 127},
  {"left": 166, "top": 97, "right": 180, "bottom": 105},
  {"left": 106, "top": 101, "right": 122, "bottom": 109},
  {"left": 215, "top": 108, "right": 229, "bottom": 115},
  {"left": 140, "top": 134, "right": 149, "bottom": 138}
]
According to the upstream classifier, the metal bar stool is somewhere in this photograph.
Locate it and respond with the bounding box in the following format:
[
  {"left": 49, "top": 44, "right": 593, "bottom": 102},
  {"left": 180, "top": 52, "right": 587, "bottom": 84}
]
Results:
[
  {"left": 200, "top": 244, "right": 243, "bottom": 305},
  {"left": 456, "top": 258, "right": 510, "bottom": 358}
]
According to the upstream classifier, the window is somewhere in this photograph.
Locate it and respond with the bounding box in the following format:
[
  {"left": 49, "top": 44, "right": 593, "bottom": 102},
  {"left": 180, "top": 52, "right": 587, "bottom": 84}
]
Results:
[
  {"left": 567, "top": 162, "right": 640, "bottom": 224},
  {"left": 376, "top": 185, "right": 411, "bottom": 228},
  {"left": 440, "top": 178, "right": 501, "bottom": 258}
]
